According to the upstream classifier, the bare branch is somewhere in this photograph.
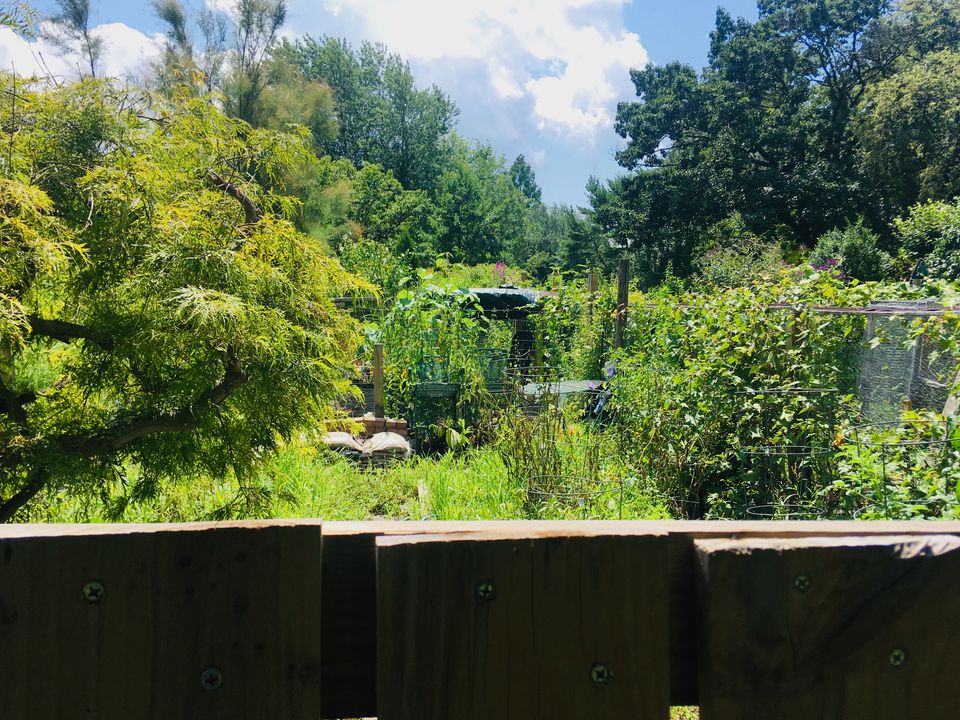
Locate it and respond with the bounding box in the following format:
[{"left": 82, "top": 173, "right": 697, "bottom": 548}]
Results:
[
  {"left": 0, "top": 467, "right": 47, "bottom": 523},
  {"left": 0, "top": 377, "right": 35, "bottom": 425}
]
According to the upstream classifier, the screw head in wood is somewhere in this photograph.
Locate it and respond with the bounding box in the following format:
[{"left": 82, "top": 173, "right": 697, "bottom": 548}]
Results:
[
  {"left": 889, "top": 649, "right": 906, "bottom": 668},
  {"left": 200, "top": 668, "right": 223, "bottom": 691},
  {"left": 591, "top": 663, "right": 611, "bottom": 687},
  {"left": 793, "top": 573, "right": 812, "bottom": 593},
  {"left": 81, "top": 581, "right": 104, "bottom": 603},
  {"left": 475, "top": 581, "right": 496, "bottom": 603}
]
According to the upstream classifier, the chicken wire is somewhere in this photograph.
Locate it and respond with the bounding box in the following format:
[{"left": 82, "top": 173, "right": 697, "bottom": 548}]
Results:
[{"left": 857, "top": 301, "right": 955, "bottom": 422}]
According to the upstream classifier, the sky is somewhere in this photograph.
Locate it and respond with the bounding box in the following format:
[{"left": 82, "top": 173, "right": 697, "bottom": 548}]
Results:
[{"left": 2, "top": 0, "right": 759, "bottom": 206}]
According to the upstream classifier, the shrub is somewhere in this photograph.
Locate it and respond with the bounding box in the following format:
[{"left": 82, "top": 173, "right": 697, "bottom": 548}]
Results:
[
  {"left": 895, "top": 198, "right": 960, "bottom": 280},
  {"left": 809, "top": 221, "right": 893, "bottom": 281},
  {"left": 610, "top": 270, "right": 875, "bottom": 517},
  {"left": 694, "top": 215, "right": 784, "bottom": 288}
]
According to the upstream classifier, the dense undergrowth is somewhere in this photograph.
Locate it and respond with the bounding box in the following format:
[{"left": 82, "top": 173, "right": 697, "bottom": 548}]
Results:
[{"left": 25, "top": 266, "right": 960, "bottom": 525}]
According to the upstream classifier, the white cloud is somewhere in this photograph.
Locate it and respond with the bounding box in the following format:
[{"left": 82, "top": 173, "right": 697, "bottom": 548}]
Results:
[
  {"left": 0, "top": 23, "right": 163, "bottom": 82},
  {"left": 489, "top": 59, "right": 524, "bottom": 100},
  {"left": 312, "top": 0, "right": 649, "bottom": 138}
]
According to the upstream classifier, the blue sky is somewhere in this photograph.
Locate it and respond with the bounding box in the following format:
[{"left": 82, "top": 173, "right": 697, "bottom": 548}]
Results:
[{"left": 10, "top": 0, "right": 759, "bottom": 206}]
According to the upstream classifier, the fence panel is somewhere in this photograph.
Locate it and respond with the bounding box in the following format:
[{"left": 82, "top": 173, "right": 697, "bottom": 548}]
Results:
[
  {"left": 376, "top": 529, "right": 670, "bottom": 719},
  {"left": 0, "top": 521, "right": 324, "bottom": 720},
  {"left": 696, "top": 534, "right": 960, "bottom": 719}
]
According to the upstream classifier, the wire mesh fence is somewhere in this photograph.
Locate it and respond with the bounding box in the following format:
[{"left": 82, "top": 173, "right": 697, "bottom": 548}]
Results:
[{"left": 858, "top": 301, "right": 955, "bottom": 422}]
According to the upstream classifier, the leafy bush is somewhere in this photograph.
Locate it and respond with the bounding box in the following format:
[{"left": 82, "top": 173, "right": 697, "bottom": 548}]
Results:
[
  {"left": 532, "top": 274, "right": 615, "bottom": 380},
  {"left": 420, "top": 258, "right": 530, "bottom": 290},
  {"left": 525, "top": 251, "right": 556, "bottom": 283},
  {"left": 895, "top": 198, "right": 960, "bottom": 279},
  {"left": 809, "top": 221, "right": 893, "bottom": 281},
  {"left": 694, "top": 215, "right": 784, "bottom": 288},
  {"left": 378, "top": 285, "right": 492, "bottom": 421},
  {"left": 339, "top": 236, "right": 412, "bottom": 301},
  {"left": 825, "top": 412, "right": 960, "bottom": 519},
  {"left": 610, "top": 270, "right": 874, "bottom": 517}
]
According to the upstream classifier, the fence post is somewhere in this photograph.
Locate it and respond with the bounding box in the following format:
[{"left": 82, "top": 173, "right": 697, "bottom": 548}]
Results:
[
  {"left": 587, "top": 270, "right": 598, "bottom": 325},
  {"left": 613, "top": 258, "right": 629, "bottom": 350},
  {"left": 373, "top": 344, "right": 385, "bottom": 418}
]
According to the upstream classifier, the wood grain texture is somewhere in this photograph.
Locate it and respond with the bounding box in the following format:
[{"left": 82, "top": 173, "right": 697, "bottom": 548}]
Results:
[
  {"left": 0, "top": 521, "right": 323, "bottom": 720},
  {"left": 376, "top": 531, "right": 670, "bottom": 720},
  {"left": 7, "top": 520, "right": 960, "bottom": 719},
  {"left": 319, "top": 520, "right": 960, "bottom": 711},
  {"left": 696, "top": 534, "right": 960, "bottom": 720}
]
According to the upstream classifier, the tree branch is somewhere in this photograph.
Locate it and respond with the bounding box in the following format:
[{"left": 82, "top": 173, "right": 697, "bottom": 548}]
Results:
[
  {"left": 0, "top": 378, "right": 35, "bottom": 426},
  {"left": 205, "top": 168, "right": 262, "bottom": 228},
  {"left": 103, "top": 356, "right": 247, "bottom": 451},
  {"left": 28, "top": 315, "right": 114, "bottom": 351},
  {"left": 0, "top": 467, "right": 47, "bottom": 523}
]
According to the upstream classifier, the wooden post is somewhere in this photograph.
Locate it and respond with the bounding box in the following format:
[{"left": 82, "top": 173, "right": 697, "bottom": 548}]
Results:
[
  {"left": 373, "top": 343, "right": 385, "bottom": 419},
  {"left": 943, "top": 368, "right": 960, "bottom": 417},
  {"left": 587, "top": 271, "right": 599, "bottom": 294},
  {"left": 587, "top": 271, "right": 598, "bottom": 323},
  {"left": 613, "top": 258, "right": 629, "bottom": 350}
]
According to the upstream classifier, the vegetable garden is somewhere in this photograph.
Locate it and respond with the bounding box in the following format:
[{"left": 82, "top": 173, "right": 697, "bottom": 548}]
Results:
[
  {"left": 340, "top": 264, "right": 960, "bottom": 524},
  {"left": 26, "top": 259, "right": 960, "bottom": 525}
]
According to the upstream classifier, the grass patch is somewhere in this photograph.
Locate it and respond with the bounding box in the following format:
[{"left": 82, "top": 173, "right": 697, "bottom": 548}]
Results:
[{"left": 27, "top": 438, "right": 670, "bottom": 523}]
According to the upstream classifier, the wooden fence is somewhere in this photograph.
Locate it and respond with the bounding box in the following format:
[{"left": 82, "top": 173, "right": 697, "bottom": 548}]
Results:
[{"left": 2, "top": 520, "right": 960, "bottom": 719}]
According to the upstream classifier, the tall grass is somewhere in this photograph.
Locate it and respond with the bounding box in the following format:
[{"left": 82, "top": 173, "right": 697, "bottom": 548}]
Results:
[{"left": 28, "top": 435, "right": 670, "bottom": 523}]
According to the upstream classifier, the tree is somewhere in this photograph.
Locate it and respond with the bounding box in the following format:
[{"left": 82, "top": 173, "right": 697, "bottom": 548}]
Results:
[
  {"left": 153, "top": 0, "right": 291, "bottom": 126},
  {"left": 0, "top": 77, "right": 367, "bottom": 520},
  {"left": 857, "top": 50, "right": 960, "bottom": 212},
  {"left": 152, "top": 1, "right": 337, "bottom": 152},
  {"left": 433, "top": 136, "right": 527, "bottom": 264},
  {"left": 509, "top": 155, "right": 542, "bottom": 205},
  {"left": 152, "top": 0, "right": 229, "bottom": 95},
  {"left": 865, "top": 0, "right": 960, "bottom": 68},
  {"left": 1, "top": 2, "right": 36, "bottom": 36},
  {"left": 44, "top": 0, "right": 103, "bottom": 78},
  {"left": 152, "top": 0, "right": 194, "bottom": 90},
  {"left": 608, "top": 0, "right": 959, "bottom": 285},
  {"left": 254, "top": 56, "right": 338, "bottom": 149},
  {"left": 223, "top": 0, "right": 286, "bottom": 124},
  {"left": 895, "top": 198, "right": 960, "bottom": 279},
  {"left": 559, "top": 206, "right": 614, "bottom": 274},
  {"left": 289, "top": 36, "right": 459, "bottom": 192},
  {"left": 349, "top": 163, "right": 440, "bottom": 265}
]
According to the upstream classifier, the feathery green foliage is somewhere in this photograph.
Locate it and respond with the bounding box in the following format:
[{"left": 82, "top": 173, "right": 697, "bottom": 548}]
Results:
[{"left": 0, "top": 77, "right": 368, "bottom": 520}]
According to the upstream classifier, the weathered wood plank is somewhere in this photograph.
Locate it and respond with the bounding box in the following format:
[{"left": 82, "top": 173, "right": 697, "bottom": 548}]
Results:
[
  {"left": 376, "top": 530, "right": 670, "bottom": 720},
  {"left": 319, "top": 520, "right": 960, "bottom": 714},
  {"left": 6, "top": 520, "right": 960, "bottom": 719},
  {"left": 696, "top": 535, "right": 960, "bottom": 720},
  {"left": 0, "top": 521, "right": 323, "bottom": 720}
]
